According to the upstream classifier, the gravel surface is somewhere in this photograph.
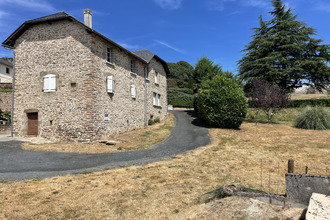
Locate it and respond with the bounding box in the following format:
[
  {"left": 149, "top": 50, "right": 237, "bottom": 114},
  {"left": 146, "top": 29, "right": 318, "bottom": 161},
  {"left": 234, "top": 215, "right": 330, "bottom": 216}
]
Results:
[{"left": 0, "top": 110, "right": 210, "bottom": 180}]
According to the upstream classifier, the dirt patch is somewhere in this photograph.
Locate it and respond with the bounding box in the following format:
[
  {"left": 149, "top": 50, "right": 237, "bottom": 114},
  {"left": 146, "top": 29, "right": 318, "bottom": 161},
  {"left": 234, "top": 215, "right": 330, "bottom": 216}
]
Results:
[
  {"left": 291, "top": 93, "right": 329, "bottom": 100},
  {"left": 192, "top": 196, "right": 304, "bottom": 220},
  {"left": 20, "top": 112, "right": 174, "bottom": 154},
  {"left": 0, "top": 122, "right": 328, "bottom": 219}
]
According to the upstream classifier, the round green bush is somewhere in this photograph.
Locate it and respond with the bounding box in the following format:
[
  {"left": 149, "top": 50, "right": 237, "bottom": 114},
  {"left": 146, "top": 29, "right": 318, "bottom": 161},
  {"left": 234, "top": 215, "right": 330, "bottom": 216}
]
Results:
[
  {"left": 195, "top": 75, "right": 248, "bottom": 129},
  {"left": 294, "top": 106, "right": 330, "bottom": 130}
]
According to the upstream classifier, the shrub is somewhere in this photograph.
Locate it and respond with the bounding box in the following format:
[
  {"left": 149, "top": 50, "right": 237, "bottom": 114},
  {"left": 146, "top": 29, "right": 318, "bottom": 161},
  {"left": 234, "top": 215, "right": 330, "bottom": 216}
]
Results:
[
  {"left": 154, "top": 117, "right": 160, "bottom": 123},
  {"left": 195, "top": 75, "right": 248, "bottom": 129},
  {"left": 148, "top": 119, "right": 155, "bottom": 125},
  {"left": 294, "top": 106, "right": 330, "bottom": 130}
]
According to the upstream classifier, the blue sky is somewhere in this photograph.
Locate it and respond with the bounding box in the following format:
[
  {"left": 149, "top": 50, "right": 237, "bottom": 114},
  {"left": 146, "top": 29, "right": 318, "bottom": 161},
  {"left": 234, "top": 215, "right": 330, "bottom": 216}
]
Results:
[{"left": 1, "top": 0, "right": 330, "bottom": 73}]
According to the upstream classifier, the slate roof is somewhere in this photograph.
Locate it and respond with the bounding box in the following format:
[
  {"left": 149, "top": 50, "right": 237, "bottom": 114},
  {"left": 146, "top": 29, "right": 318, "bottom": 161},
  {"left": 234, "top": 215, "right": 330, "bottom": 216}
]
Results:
[
  {"left": 1, "top": 11, "right": 170, "bottom": 76},
  {"left": 0, "top": 58, "right": 13, "bottom": 67}
]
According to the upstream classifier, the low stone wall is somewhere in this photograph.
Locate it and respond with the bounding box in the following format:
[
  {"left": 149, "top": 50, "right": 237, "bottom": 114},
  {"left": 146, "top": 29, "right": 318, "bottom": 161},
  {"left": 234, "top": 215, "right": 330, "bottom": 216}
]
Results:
[
  {"left": 0, "top": 91, "right": 12, "bottom": 111},
  {"left": 286, "top": 173, "right": 330, "bottom": 206},
  {"left": 0, "top": 125, "right": 10, "bottom": 134}
]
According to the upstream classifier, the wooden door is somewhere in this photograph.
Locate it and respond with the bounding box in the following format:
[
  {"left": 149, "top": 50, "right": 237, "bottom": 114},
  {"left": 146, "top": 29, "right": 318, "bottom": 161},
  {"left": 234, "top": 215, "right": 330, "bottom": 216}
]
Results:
[{"left": 27, "top": 113, "right": 38, "bottom": 135}]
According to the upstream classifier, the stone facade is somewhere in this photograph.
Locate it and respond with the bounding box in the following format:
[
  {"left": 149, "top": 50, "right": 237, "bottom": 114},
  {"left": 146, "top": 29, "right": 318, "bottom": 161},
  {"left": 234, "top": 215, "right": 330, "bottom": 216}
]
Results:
[
  {"left": 0, "top": 91, "right": 12, "bottom": 111},
  {"left": 7, "top": 15, "right": 168, "bottom": 142}
]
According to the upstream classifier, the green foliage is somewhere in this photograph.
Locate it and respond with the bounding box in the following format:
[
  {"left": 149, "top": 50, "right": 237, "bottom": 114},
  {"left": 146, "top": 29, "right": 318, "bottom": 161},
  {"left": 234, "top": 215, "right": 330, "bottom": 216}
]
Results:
[
  {"left": 294, "top": 106, "right": 330, "bottom": 130},
  {"left": 167, "top": 88, "right": 194, "bottom": 107},
  {"left": 148, "top": 119, "right": 155, "bottom": 126},
  {"left": 168, "top": 61, "right": 194, "bottom": 83},
  {"left": 193, "top": 56, "right": 222, "bottom": 88},
  {"left": 195, "top": 75, "right": 248, "bottom": 129},
  {"left": 238, "top": 0, "right": 330, "bottom": 91},
  {"left": 287, "top": 99, "right": 330, "bottom": 108},
  {"left": 167, "top": 78, "right": 178, "bottom": 88},
  {"left": 154, "top": 117, "right": 160, "bottom": 123}
]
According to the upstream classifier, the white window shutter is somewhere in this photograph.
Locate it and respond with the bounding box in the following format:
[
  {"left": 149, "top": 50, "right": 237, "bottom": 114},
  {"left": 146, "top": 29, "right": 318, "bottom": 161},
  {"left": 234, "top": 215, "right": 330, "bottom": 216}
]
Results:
[
  {"left": 107, "top": 76, "right": 114, "bottom": 93},
  {"left": 131, "top": 85, "right": 136, "bottom": 98},
  {"left": 49, "top": 75, "right": 56, "bottom": 92},
  {"left": 153, "top": 93, "right": 156, "bottom": 105},
  {"left": 43, "top": 75, "right": 50, "bottom": 92},
  {"left": 158, "top": 94, "right": 161, "bottom": 106}
]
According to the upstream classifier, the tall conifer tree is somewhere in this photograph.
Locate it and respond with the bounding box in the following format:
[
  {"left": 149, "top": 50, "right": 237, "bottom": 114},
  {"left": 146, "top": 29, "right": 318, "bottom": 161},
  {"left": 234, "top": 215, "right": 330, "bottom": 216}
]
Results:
[{"left": 238, "top": 0, "right": 330, "bottom": 91}]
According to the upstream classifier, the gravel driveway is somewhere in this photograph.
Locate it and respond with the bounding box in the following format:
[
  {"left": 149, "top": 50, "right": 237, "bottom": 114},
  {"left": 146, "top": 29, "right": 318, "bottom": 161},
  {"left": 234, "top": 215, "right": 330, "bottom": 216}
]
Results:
[{"left": 0, "top": 110, "right": 210, "bottom": 180}]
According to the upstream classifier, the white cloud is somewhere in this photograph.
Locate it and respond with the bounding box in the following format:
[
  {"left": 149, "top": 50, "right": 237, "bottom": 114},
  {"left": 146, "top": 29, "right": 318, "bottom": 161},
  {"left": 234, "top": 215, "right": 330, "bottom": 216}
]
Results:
[
  {"left": 0, "top": 0, "right": 56, "bottom": 13},
  {"left": 154, "top": 40, "right": 186, "bottom": 54},
  {"left": 242, "top": 0, "right": 270, "bottom": 8},
  {"left": 118, "top": 42, "right": 141, "bottom": 50},
  {"left": 153, "top": 0, "right": 183, "bottom": 10},
  {"left": 206, "top": 0, "right": 236, "bottom": 11}
]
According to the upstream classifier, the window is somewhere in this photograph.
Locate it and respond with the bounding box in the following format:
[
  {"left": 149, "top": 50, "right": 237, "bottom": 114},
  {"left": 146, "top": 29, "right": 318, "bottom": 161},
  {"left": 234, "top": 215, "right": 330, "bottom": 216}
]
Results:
[
  {"left": 144, "top": 66, "right": 149, "bottom": 79},
  {"left": 131, "top": 85, "right": 136, "bottom": 98},
  {"left": 106, "top": 47, "right": 114, "bottom": 64},
  {"left": 155, "top": 71, "right": 159, "bottom": 84},
  {"left": 43, "top": 74, "right": 56, "bottom": 92},
  {"left": 153, "top": 93, "right": 156, "bottom": 106},
  {"left": 107, "top": 76, "right": 114, "bottom": 93},
  {"left": 153, "top": 92, "right": 161, "bottom": 107},
  {"left": 130, "top": 60, "right": 136, "bottom": 73},
  {"left": 6, "top": 67, "right": 10, "bottom": 74},
  {"left": 157, "top": 94, "right": 161, "bottom": 106}
]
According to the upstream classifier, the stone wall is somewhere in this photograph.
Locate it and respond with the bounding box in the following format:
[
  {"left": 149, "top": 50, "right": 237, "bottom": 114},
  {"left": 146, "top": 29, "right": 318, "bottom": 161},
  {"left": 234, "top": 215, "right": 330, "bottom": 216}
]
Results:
[
  {"left": 286, "top": 173, "right": 330, "bottom": 206},
  {"left": 13, "top": 20, "right": 167, "bottom": 142},
  {"left": 0, "top": 91, "right": 12, "bottom": 111}
]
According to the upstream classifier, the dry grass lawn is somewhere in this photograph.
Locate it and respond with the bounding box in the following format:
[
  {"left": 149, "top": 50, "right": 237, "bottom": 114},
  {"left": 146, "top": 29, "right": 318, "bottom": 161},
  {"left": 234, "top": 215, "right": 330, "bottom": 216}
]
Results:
[
  {"left": 291, "top": 93, "right": 329, "bottom": 100},
  {"left": 21, "top": 112, "right": 174, "bottom": 154},
  {"left": 1, "top": 120, "right": 329, "bottom": 219}
]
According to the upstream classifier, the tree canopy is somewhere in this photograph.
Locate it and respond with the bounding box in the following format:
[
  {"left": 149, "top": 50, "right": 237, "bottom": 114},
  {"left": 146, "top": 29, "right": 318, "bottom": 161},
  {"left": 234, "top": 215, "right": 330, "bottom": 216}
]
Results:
[{"left": 238, "top": 0, "right": 330, "bottom": 91}]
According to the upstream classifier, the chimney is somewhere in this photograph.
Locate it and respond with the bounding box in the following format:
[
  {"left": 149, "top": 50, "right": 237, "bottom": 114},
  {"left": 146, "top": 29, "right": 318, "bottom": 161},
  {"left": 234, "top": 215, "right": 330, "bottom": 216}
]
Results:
[{"left": 84, "top": 9, "right": 92, "bottom": 28}]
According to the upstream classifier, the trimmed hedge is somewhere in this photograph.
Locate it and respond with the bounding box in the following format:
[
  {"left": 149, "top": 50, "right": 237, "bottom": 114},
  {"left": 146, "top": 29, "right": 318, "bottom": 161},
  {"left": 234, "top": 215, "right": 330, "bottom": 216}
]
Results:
[
  {"left": 248, "top": 98, "right": 330, "bottom": 108},
  {"left": 167, "top": 88, "right": 194, "bottom": 107}
]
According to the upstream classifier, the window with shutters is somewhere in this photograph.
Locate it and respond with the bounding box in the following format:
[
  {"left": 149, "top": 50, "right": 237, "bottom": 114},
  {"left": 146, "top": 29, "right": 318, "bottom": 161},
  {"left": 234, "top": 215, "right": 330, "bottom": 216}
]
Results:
[
  {"left": 43, "top": 74, "right": 56, "bottom": 93},
  {"left": 106, "top": 47, "right": 114, "bottom": 64},
  {"left": 131, "top": 85, "right": 136, "bottom": 99},
  {"left": 107, "top": 76, "right": 114, "bottom": 93},
  {"left": 130, "top": 60, "right": 136, "bottom": 73}
]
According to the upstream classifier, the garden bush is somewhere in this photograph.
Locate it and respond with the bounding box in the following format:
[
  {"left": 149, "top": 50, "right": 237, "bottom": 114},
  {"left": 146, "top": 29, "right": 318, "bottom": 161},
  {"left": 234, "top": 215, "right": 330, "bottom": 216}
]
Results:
[
  {"left": 294, "top": 106, "right": 330, "bottom": 130},
  {"left": 195, "top": 75, "right": 248, "bottom": 129},
  {"left": 167, "top": 88, "right": 194, "bottom": 107},
  {"left": 287, "top": 98, "right": 330, "bottom": 108}
]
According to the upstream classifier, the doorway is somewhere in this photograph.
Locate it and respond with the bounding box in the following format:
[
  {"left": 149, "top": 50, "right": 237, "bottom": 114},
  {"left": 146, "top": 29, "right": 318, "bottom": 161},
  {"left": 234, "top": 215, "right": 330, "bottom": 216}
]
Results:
[{"left": 27, "top": 112, "right": 38, "bottom": 135}]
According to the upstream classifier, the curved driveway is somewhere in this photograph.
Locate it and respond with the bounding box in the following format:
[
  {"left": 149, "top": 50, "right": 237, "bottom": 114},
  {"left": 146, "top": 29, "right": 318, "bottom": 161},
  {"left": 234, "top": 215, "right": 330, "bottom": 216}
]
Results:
[{"left": 0, "top": 110, "right": 210, "bottom": 180}]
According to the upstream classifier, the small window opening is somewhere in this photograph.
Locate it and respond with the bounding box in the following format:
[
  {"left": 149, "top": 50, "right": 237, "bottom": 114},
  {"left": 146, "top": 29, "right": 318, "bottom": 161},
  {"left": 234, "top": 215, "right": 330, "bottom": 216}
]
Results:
[
  {"left": 50, "top": 120, "right": 53, "bottom": 126},
  {"left": 70, "top": 82, "right": 77, "bottom": 89}
]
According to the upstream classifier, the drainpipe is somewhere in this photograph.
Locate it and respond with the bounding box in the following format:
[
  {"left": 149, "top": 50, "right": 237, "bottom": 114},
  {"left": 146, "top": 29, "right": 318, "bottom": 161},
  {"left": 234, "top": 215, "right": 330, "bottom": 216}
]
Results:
[
  {"left": 144, "top": 66, "right": 148, "bottom": 128},
  {"left": 11, "top": 50, "right": 15, "bottom": 137}
]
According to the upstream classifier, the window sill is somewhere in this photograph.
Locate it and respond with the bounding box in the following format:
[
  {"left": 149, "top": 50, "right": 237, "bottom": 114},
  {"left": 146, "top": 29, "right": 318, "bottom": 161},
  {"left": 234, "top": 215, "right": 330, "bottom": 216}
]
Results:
[
  {"left": 106, "top": 61, "right": 115, "bottom": 67},
  {"left": 130, "top": 72, "right": 137, "bottom": 77},
  {"left": 153, "top": 105, "right": 162, "bottom": 109},
  {"left": 155, "top": 83, "right": 159, "bottom": 86},
  {"left": 145, "top": 78, "right": 150, "bottom": 82}
]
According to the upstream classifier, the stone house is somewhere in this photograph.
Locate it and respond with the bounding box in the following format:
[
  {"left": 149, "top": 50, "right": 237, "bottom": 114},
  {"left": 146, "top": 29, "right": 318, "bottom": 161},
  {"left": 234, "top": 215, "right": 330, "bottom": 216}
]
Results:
[
  {"left": 0, "top": 57, "right": 13, "bottom": 83},
  {"left": 1, "top": 10, "right": 169, "bottom": 142}
]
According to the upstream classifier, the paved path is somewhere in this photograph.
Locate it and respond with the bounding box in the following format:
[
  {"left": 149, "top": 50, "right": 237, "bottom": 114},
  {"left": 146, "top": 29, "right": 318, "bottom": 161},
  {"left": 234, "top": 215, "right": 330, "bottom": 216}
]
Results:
[{"left": 0, "top": 110, "right": 210, "bottom": 180}]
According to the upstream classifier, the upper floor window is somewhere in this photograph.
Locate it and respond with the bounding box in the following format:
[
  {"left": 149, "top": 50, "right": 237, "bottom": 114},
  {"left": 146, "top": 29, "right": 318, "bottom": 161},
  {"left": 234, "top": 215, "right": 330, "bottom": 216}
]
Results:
[
  {"left": 106, "top": 47, "right": 114, "bottom": 64},
  {"left": 155, "top": 71, "right": 159, "bottom": 84},
  {"left": 43, "top": 74, "right": 56, "bottom": 93},
  {"left": 131, "top": 60, "right": 136, "bottom": 73},
  {"left": 144, "top": 66, "right": 149, "bottom": 79},
  {"left": 6, "top": 67, "right": 10, "bottom": 74}
]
